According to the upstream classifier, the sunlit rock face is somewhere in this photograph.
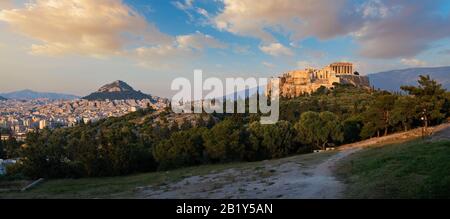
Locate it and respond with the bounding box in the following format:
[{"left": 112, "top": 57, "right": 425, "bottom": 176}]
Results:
[{"left": 267, "top": 62, "right": 371, "bottom": 98}]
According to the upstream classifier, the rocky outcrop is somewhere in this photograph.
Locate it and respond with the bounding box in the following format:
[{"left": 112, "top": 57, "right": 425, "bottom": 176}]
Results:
[
  {"left": 267, "top": 62, "right": 371, "bottom": 98},
  {"left": 83, "top": 80, "right": 155, "bottom": 101},
  {"left": 338, "top": 75, "right": 371, "bottom": 88}
]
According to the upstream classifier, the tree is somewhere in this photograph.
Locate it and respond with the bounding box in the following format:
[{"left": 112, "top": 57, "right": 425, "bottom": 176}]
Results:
[
  {"left": 153, "top": 128, "right": 206, "bottom": 170},
  {"left": 361, "top": 93, "right": 397, "bottom": 137},
  {"left": 374, "top": 93, "right": 397, "bottom": 136},
  {"left": 179, "top": 118, "right": 193, "bottom": 130},
  {"left": 248, "top": 121, "right": 297, "bottom": 160},
  {"left": 401, "top": 75, "right": 447, "bottom": 128},
  {"left": 203, "top": 119, "right": 246, "bottom": 162},
  {"left": 295, "top": 111, "right": 344, "bottom": 150},
  {"left": 0, "top": 140, "right": 5, "bottom": 159},
  {"left": 342, "top": 116, "right": 364, "bottom": 143},
  {"left": 390, "top": 96, "right": 419, "bottom": 132}
]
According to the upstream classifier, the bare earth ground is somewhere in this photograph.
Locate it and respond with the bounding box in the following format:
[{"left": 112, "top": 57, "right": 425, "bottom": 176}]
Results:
[{"left": 138, "top": 123, "right": 450, "bottom": 199}]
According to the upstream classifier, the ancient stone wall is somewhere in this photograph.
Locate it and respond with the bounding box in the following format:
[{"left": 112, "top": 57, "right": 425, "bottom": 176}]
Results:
[{"left": 267, "top": 62, "right": 371, "bottom": 98}]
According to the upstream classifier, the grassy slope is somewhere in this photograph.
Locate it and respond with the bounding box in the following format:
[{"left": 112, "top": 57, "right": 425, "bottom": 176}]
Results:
[
  {"left": 0, "top": 151, "right": 334, "bottom": 199},
  {"left": 336, "top": 140, "right": 450, "bottom": 199},
  {"left": 0, "top": 162, "right": 255, "bottom": 199}
]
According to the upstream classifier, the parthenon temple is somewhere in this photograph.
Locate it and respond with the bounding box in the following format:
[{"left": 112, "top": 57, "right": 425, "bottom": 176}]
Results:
[{"left": 329, "top": 62, "right": 354, "bottom": 75}]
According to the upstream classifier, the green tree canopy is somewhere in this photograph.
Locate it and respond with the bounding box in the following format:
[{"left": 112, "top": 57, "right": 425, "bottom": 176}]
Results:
[
  {"left": 401, "top": 75, "right": 447, "bottom": 128},
  {"left": 295, "top": 111, "right": 344, "bottom": 150}
]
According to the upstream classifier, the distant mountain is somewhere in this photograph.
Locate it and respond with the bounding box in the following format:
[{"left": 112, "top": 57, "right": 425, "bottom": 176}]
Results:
[
  {"left": 0, "top": 89, "right": 79, "bottom": 100},
  {"left": 83, "top": 80, "right": 155, "bottom": 101},
  {"left": 369, "top": 66, "right": 450, "bottom": 92},
  {"left": 222, "top": 86, "right": 264, "bottom": 101},
  {"left": 0, "top": 96, "right": 6, "bottom": 101}
]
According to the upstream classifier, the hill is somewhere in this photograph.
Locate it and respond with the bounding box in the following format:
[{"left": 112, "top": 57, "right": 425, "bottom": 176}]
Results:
[
  {"left": 0, "top": 89, "right": 79, "bottom": 100},
  {"left": 3, "top": 124, "right": 448, "bottom": 199},
  {"left": 337, "top": 130, "right": 450, "bottom": 198},
  {"left": 83, "top": 80, "right": 155, "bottom": 101},
  {"left": 369, "top": 66, "right": 450, "bottom": 92},
  {"left": 0, "top": 96, "right": 6, "bottom": 101}
]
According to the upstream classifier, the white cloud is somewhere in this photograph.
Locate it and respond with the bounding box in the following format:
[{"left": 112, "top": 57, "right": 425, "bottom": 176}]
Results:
[
  {"left": 134, "top": 32, "right": 227, "bottom": 70},
  {"left": 213, "top": 0, "right": 361, "bottom": 43},
  {"left": 259, "top": 43, "right": 293, "bottom": 57},
  {"left": 196, "top": 7, "right": 209, "bottom": 18},
  {"left": 400, "top": 58, "right": 427, "bottom": 67},
  {"left": 0, "top": 0, "right": 172, "bottom": 57},
  {"left": 262, "top": 62, "right": 275, "bottom": 68},
  {"left": 177, "top": 31, "right": 227, "bottom": 50},
  {"left": 359, "top": 0, "right": 390, "bottom": 19},
  {"left": 0, "top": 0, "right": 226, "bottom": 70},
  {"left": 213, "top": 0, "right": 450, "bottom": 59},
  {"left": 172, "top": 0, "right": 194, "bottom": 11}
]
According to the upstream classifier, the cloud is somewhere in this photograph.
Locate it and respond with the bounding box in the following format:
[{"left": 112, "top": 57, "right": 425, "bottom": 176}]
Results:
[
  {"left": 0, "top": 0, "right": 14, "bottom": 10},
  {"left": 172, "top": 0, "right": 210, "bottom": 23},
  {"left": 172, "top": 0, "right": 194, "bottom": 11},
  {"left": 0, "top": 0, "right": 173, "bottom": 57},
  {"left": 134, "top": 32, "right": 227, "bottom": 70},
  {"left": 359, "top": 0, "right": 390, "bottom": 19},
  {"left": 133, "top": 45, "right": 192, "bottom": 70},
  {"left": 262, "top": 62, "right": 275, "bottom": 68},
  {"left": 196, "top": 7, "right": 209, "bottom": 18},
  {"left": 355, "top": 0, "right": 450, "bottom": 59},
  {"left": 172, "top": 0, "right": 195, "bottom": 21},
  {"left": 260, "top": 43, "right": 293, "bottom": 57},
  {"left": 0, "top": 0, "right": 227, "bottom": 70},
  {"left": 213, "top": 0, "right": 362, "bottom": 43},
  {"left": 213, "top": 0, "right": 450, "bottom": 59},
  {"left": 177, "top": 31, "right": 227, "bottom": 50},
  {"left": 400, "top": 58, "right": 427, "bottom": 67}
]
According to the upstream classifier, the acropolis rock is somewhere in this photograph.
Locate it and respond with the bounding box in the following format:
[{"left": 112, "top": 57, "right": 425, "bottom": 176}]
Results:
[{"left": 267, "top": 62, "right": 370, "bottom": 98}]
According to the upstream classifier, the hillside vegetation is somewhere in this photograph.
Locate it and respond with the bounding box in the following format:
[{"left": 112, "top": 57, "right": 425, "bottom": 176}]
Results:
[
  {"left": 1, "top": 76, "right": 449, "bottom": 179},
  {"left": 336, "top": 140, "right": 450, "bottom": 198}
]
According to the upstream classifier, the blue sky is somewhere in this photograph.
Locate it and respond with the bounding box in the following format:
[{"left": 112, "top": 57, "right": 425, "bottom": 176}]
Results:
[{"left": 0, "top": 0, "right": 450, "bottom": 97}]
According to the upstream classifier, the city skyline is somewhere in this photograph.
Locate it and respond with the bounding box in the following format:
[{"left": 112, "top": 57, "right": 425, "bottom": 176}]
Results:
[{"left": 1, "top": 0, "right": 450, "bottom": 97}]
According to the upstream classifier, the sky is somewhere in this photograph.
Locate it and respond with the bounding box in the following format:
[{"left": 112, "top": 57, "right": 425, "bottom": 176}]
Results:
[{"left": 0, "top": 0, "right": 450, "bottom": 97}]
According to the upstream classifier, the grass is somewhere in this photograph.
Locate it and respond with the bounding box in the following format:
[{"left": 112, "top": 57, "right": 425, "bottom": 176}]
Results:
[
  {"left": 0, "top": 161, "right": 260, "bottom": 199},
  {"left": 336, "top": 140, "right": 450, "bottom": 199},
  {"left": 0, "top": 151, "right": 335, "bottom": 199}
]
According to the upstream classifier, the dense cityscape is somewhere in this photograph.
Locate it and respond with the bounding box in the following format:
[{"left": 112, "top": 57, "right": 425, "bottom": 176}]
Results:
[{"left": 0, "top": 98, "right": 168, "bottom": 141}]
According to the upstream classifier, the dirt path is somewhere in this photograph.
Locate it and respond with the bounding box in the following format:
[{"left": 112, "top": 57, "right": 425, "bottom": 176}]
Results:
[{"left": 138, "top": 123, "right": 450, "bottom": 199}]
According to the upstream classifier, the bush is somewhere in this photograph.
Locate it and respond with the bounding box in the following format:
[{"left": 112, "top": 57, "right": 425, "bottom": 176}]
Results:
[
  {"left": 153, "top": 128, "right": 206, "bottom": 170},
  {"left": 203, "top": 119, "right": 247, "bottom": 162},
  {"left": 248, "top": 121, "right": 297, "bottom": 160}
]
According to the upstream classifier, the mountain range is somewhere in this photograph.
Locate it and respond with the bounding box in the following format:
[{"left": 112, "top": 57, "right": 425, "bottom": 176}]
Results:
[
  {"left": 82, "top": 80, "right": 157, "bottom": 101},
  {"left": 369, "top": 66, "right": 450, "bottom": 92},
  {"left": 0, "top": 89, "right": 79, "bottom": 100}
]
